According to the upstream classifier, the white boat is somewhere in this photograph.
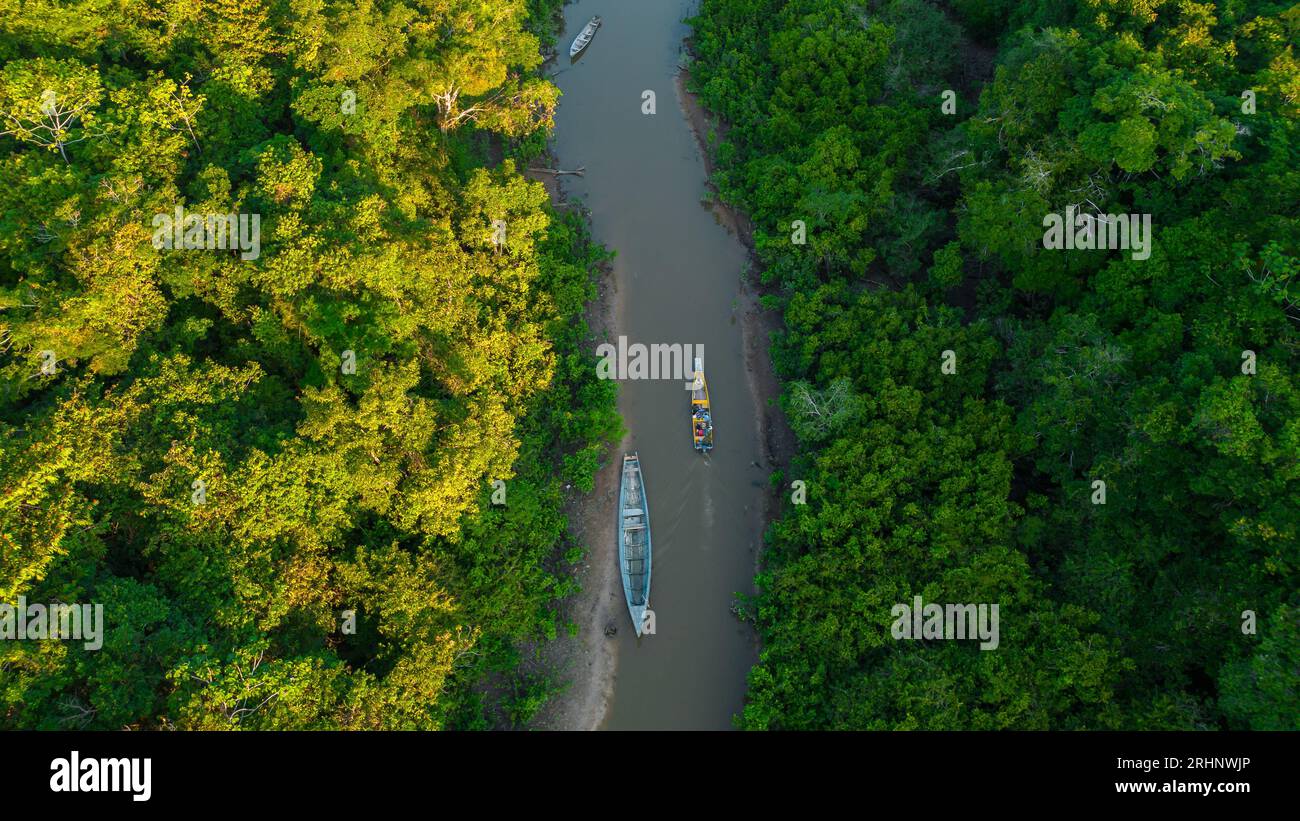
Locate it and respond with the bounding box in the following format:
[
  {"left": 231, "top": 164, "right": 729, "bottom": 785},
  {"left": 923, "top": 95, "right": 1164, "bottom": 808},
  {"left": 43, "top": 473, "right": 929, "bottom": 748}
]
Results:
[
  {"left": 569, "top": 16, "right": 601, "bottom": 58},
  {"left": 618, "top": 453, "right": 651, "bottom": 636}
]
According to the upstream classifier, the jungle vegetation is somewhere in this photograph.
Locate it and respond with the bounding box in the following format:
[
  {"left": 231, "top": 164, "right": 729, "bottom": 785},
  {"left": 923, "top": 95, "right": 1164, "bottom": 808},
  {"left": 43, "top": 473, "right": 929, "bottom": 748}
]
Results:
[
  {"left": 0, "top": 0, "right": 621, "bottom": 729},
  {"left": 689, "top": 0, "right": 1298, "bottom": 729}
]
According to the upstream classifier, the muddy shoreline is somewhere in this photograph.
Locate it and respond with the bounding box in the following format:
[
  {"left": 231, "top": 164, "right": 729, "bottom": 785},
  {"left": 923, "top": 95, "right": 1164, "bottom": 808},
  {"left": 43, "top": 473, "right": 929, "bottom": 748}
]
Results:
[
  {"left": 526, "top": 165, "right": 626, "bottom": 731},
  {"left": 674, "top": 62, "right": 796, "bottom": 474}
]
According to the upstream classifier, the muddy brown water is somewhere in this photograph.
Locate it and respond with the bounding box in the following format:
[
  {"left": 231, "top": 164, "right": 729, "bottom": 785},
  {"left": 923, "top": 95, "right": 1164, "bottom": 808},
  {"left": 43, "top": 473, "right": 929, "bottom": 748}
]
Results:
[{"left": 551, "top": 0, "right": 763, "bottom": 729}]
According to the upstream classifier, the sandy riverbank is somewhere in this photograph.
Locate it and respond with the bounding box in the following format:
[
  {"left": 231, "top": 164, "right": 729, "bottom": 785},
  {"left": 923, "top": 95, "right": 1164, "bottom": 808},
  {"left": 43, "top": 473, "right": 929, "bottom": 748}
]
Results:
[{"left": 524, "top": 166, "right": 626, "bottom": 732}]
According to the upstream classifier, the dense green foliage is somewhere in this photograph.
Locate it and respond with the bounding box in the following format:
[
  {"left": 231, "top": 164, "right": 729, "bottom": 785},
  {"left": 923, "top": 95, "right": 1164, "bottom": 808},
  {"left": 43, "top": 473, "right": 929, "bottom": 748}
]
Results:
[
  {"left": 691, "top": 0, "right": 1298, "bottom": 728},
  {"left": 0, "top": 0, "right": 618, "bottom": 728}
]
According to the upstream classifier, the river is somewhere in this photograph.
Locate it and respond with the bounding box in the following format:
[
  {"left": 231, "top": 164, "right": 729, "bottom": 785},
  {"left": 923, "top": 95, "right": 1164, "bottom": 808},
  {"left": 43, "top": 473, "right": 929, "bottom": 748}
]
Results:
[{"left": 549, "top": 0, "right": 764, "bottom": 730}]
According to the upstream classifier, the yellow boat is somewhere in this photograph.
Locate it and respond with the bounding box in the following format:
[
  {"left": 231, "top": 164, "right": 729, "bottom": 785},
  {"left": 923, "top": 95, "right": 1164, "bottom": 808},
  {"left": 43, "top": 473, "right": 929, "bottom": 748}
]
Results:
[{"left": 690, "top": 357, "right": 714, "bottom": 452}]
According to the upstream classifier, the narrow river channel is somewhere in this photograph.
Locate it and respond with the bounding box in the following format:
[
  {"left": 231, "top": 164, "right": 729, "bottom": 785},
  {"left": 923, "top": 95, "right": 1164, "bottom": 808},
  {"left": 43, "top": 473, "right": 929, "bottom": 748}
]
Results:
[{"left": 551, "top": 0, "right": 764, "bottom": 729}]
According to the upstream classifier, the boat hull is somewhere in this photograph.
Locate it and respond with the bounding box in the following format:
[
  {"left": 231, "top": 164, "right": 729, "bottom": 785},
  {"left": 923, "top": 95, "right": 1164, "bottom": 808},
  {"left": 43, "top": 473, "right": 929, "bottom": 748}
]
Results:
[
  {"left": 691, "top": 357, "right": 714, "bottom": 452},
  {"left": 569, "top": 17, "right": 601, "bottom": 58},
  {"left": 618, "top": 453, "right": 652, "bottom": 636}
]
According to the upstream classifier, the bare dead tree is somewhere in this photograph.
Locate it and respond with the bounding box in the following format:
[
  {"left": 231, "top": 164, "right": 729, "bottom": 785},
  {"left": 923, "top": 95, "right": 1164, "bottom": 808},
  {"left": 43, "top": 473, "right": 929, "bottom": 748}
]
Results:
[
  {"left": 529, "top": 166, "right": 585, "bottom": 177},
  {"left": 0, "top": 89, "right": 98, "bottom": 163}
]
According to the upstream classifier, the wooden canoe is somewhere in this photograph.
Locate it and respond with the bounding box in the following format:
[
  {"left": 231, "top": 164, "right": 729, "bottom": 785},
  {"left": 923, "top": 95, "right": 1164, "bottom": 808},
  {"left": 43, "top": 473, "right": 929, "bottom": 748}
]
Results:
[
  {"left": 569, "top": 16, "right": 601, "bottom": 58},
  {"left": 691, "top": 357, "right": 714, "bottom": 452},
  {"left": 618, "top": 452, "right": 652, "bottom": 636}
]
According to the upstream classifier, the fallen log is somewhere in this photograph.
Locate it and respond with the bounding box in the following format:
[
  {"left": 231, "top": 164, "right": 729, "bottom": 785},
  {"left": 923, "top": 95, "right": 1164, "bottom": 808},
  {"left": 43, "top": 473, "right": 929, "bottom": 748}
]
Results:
[{"left": 530, "top": 166, "right": 586, "bottom": 177}]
